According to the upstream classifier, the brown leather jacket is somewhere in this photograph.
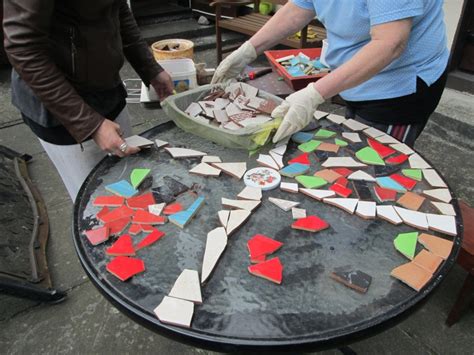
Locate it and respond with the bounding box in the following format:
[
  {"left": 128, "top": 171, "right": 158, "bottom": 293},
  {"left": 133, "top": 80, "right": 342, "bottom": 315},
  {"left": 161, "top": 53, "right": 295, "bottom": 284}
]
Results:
[{"left": 3, "top": 0, "right": 162, "bottom": 143}]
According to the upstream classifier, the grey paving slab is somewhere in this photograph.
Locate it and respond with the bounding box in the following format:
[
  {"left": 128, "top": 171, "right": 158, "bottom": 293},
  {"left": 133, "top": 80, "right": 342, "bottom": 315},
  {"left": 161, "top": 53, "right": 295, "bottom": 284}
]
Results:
[{"left": 0, "top": 123, "right": 44, "bottom": 156}]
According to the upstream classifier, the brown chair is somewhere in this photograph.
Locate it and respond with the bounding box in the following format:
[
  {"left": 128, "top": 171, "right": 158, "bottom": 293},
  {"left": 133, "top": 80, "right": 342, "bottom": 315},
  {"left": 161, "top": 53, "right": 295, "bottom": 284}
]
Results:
[
  {"left": 446, "top": 200, "right": 474, "bottom": 326},
  {"left": 211, "top": 0, "right": 326, "bottom": 63}
]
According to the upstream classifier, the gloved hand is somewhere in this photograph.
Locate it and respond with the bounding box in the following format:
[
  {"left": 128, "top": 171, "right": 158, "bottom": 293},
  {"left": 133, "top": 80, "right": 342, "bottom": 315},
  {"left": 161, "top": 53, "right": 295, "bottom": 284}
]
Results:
[
  {"left": 211, "top": 41, "right": 257, "bottom": 85},
  {"left": 272, "top": 83, "right": 325, "bottom": 143}
]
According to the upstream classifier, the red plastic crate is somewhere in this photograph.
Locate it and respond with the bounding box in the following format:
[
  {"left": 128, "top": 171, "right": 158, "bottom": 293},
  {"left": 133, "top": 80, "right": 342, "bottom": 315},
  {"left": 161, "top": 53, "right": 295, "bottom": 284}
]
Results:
[{"left": 264, "top": 48, "right": 328, "bottom": 91}]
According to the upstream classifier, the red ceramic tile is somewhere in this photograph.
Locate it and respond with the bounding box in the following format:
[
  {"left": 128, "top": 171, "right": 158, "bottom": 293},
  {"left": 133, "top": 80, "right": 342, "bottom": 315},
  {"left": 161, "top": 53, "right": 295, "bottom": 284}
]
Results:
[
  {"left": 132, "top": 210, "right": 167, "bottom": 225},
  {"left": 106, "top": 234, "right": 135, "bottom": 256},
  {"left": 247, "top": 234, "right": 283, "bottom": 261},
  {"left": 250, "top": 254, "right": 267, "bottom": 264},
  {"left": 135, "top": 229, "right": 165, "bottom": 251},
  {"left": 93, "top": 195, "right": 124, "bottom": 207},
  {"left": 106, "top": 217, "right": 131, "bottom": 235},
  {"left": 106, "top": 256, "right": 145, "bottom": 281},
  {"left": 330, "top": 183, "right": 353, "bottom": 198},
  {"left": 390, "top": 174, "right": 417, "bottom": 191},
  {"left": 291, "top": 215, "right": 329, "bottom": 232},
  {"left": 126, "top": 193, "right": 156, "bottom": 210},
  {"left": 84, "top": 225, "right": 109, "bottom": 245},
  {"left": 248, "top": 257, "right": 283, "bottom": 284},
  {"left": 374, "top": 186, "right": 397, "bottom": 202},
  {"left": 386, "top": 154, "right": 408, "bottom": 165},
  {"left": 140, "top": 224, "right": 155, "bottom": 232},
  {"left": 288, "top": 152, "right": 311, "bottom": 165},
  {"left": 100, "top": 205, "right": 134, "bottom": 224},
  {"left": 96, "top": 206, "right": 111, "bottom": 222},
  {"left": 334, "top": 176, "right": 349, "bottom": 187},
  {"left": 128, "top": 224, "right": 142, "bottom": 235},
  {"left": 163, "top": 203, "right": 184, "bottom": 215},
  {"left": 367, "top": 138, "right": 396, "bottom": 158},
  {"left": 332, "top": 168, "right": 353, "bottom": 178}
]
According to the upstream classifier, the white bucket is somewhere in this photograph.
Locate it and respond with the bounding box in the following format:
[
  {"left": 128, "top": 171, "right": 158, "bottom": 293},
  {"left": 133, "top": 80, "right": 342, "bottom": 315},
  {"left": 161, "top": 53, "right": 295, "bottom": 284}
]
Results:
[{"left": 320, "top": 39, "right": 329, "bottom": 68}]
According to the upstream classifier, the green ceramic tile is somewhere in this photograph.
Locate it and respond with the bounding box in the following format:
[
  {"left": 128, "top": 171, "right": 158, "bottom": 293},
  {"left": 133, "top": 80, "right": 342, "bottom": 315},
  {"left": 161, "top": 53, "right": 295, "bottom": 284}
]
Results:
[
  {"left": 356, "top": 147, "right": 385, "bottom": 166},
  {"left": 334, "top": 138, "right": 348, "bottom": 147},
  {"left": 296, "top": 175, "right": 328, "bottom": 189},
  {"left": 315, "top": 129, "right": 336, "bottom": 139},
  {"left": 130, "top": 168, "right": 151, "bottom": 189},
  {"left": 394, "top": 232, "right": 418, "bottom": 259},
  {"left": 402, "top": 169, "right": 423, "bottom": 181},
  {"left": 298, "top": 140, "right": 322, "bottom": 153}
]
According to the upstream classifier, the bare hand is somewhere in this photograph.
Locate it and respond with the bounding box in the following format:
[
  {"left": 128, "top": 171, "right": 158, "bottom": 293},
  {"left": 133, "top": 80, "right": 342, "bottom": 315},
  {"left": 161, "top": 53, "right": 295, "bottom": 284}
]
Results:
[
  {"left": 151, "top": 71, "right": 174, "bottom": 100},
  {"left": 92, "top": 119, "right": 140, "bottom": 157}
]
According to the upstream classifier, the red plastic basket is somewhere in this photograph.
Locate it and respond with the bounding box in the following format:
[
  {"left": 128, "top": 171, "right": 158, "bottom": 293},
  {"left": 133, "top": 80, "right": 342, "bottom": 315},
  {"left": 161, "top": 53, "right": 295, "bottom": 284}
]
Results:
[{"left": 264, "top": 48, "right": 328, "bottom": 91}]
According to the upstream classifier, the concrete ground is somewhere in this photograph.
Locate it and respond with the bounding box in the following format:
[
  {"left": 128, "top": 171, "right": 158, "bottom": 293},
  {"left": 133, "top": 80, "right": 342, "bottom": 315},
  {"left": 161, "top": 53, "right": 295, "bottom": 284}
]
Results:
[{"left": 1, "top": 37, "right": 474, "bottom": 355}]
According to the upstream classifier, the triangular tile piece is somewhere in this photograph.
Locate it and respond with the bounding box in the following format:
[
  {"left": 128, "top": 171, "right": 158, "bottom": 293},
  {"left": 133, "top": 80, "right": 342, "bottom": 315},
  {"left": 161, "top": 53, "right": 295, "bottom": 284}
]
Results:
[
  {"left": 280, "top": 163, "right": 310, "bottom": 177},
  {"left": 270, "top": 144, "right": 287, "bottom": 156},
  {"left": 426, "top": 213, "right": 457, "bottom": 236},
  {"left": 402, "top": 169, "right": 423, "bottom": 181},
  {"left": 342, "top": 132, "right": 362, "bottom": 143},
  {"left": 201, "top": 155, "right": 222, "bottom": 163},
  {"left": 130, "top": 168, "right": 151, "bottom": 189},
  {"left": 169, "top": 197, "right": 205, "bottom": 228},
  {"left": 106, "top": 256, "right": 145, "bottom": 281},
  {"left": 324, "top": 198, "right": 359, "bottom": 214},
  {"left": 106, "top": 180, "right": 138, "bottom": 198},
  {"left": 322, "top": 157, "right": 367, "bottom": 168},
  {"left": 257, "top": 154, "right": 279, "bottom": 170},
  {"left": 292, "top": 208, "right": 307, "bottom": 219},
  {"left": 296, "top": 175, "right": 328, "bottom": 189},
  {"left": 148, "top": 203, "right": 166, "bottom": 216},
  {"left": 269, "top": 151, "right": 284, "bottom": 169},
  {"left": 367, "top": 138, "right": 396, "bottom": 158},
  {"left": 237, "top": 186, "right": 262, "bottom": 201},
  {"left": 376, "top": 205, "right": 403, "bottom": 225},
  {"left": 211, "top": 162, "right": 247, "bottom": 179},
  {"left": 300, "top": 188, "right": 336, "bottom": 201},
  {"left": 431, "top": 202, "right": 456, "bottom": 216},
  {"left": 268, "top": 197, "right": 300, "bottom": 212},
  {"left": 326, "top": 113, "right": 346, "bottom": 124},
  {"left": 298, "top": 140, "right": 322, "bottom": 153},
  {"left": 316, "top": 142, "right": 340, "bottom": 153},
  {"left": 222, "top": 198, "right": 260, "bottom": 211},
  {"left": 248, "top": 257, "right": 283, "bottom": 284},
  {"left": 165, "top": 147, "right": 207, "bottom": 159},
  {"left": 330, "top": 183, "right": 353, "bottom": 198},
  {"left": 386, "top": 154, "right": 408, "bottom": 165},
  {"left": 201, "top": 227, "right": 228, "bottom": 283},
  {"left": 125, "top": 135, "right": 153, "bottom": 148},
  {"left": 394, "top": 207, "right": 429, "bottom": 230},
  {"left": 315, "top": 129, "right": 336, "bottom": 139},
  {"left": 135, "top": 229, "right": 165, "bottom": 250},
  {"left": 423, "top": 188, "right": 452, "bottom": 203},
  {"left": 141, "top": 224, "right": 155, "bottom": 232},
  {"left": 226, "top": 209, "right": 251, "bottom": 236},
  {"left": 96, "top": 206, "right": 111, "bottom": 222},
  {"left": 374, "top": 186, "right": 397, "bottom": 202},
  {"left": 394, "top": 232, "right": 418, "bottom": 259},
  {"left": 348, "top": 170, "right": 376, "bottom": 182},
  {"left": 391, "top": 262, "right": 432, "bottom": 291},
  {"left": 390, "top": 143, "right": 415, "bottom": 155},
  {"left": 376, "top": 176, "right": 406, "bottom": 192},
  {"left": 375, "top": 134, "right": 400, "bottom": 144},
  {"left": 84, "top": 226, "right": 109, "bottom": 245},
  {"left": 133, "top": 210, "right": 167, "bottom": 225},
  {"left": 363, "top": 127, "right": 385, "bottom": 138},
  {"left": 292, "top": 215, "right": 330, "bottom": 232},
  {"left": 418, "top": 233, "right": 453, "bottom": 260},
  {"left": 314, "top": 110, "right": 329, "bottom": 120},
  {"left": 412, "top": 250, "right": 443, "bottom": 274},
  {"left": 422, "top": 169, "right": 447, "bottom": 188},
  {"left": 247, "top": 234, "right": 283, "bottom": 262},
  {"left": 334, "top": 138, "right": 348, "bottom": 147},
  {"left": 163, "top": 203, "right": 184, "bottom": 215},
  {"left": 330, "top": 267, "right": 372, "bottom": 293},
  {"left": 408, "top": 153, "right": 431, "bottom": 169},
  {"left": 280, "top": 182, "right": 299, "bottom": 193},
  {"left": 154, "top": 139, "right": 169, "bottom": 148},
  {"left": 342, "top": 119, "right": 368, "bottom": 131},
  {"left": 100, "top": 205, "right": 135, "bottom": 224},
  {"left": 314, "top": 169, "right": 342, "bottom": 183},
  {"left": 127, "top": 193, "right": 156, "bottom": 210},
  {"left": 93, "top": 195, "right": 124, "bottom": 207},
  {"left": 397, "top": 192, "right": 425, "bottom": 211},
  {"left": 169, "top": 269, "right": 202, "bottom": 304},
  {"left": 390, "top": 174, "right": 417, "bottom": 191},
  {"left": 291, "top": 132, "right": 313, "bottom": 144},
  {"left": 332, "top": 168, "right": 353, "bottom": 178},
  {"left": 106, "top": 217, "right": 131, "bottom": 236},
  {"left": 355, "top": 201, "right": 376, "bottom": 219},
  {"left": 154, "top": 296, "right": 194, "bottom": 328},
  {"left": 106, "top": 235, "right": 135, "bottom": 256},
  {"left": 288, "top": 153, "right": 311, "bottom": 165},
  {"left": 217, "top": 210, "right": 230, "bottom": 228},
  {"left": 189, "top": 163, "right": 221, "bottom": 177}
]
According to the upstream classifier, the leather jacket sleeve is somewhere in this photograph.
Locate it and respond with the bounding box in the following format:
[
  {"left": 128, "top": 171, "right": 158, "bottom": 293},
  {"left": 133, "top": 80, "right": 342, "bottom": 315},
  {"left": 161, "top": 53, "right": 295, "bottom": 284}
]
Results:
[
  {"left": 3, "top": 0, "right": 105, "bottom": 144},
  {"left": 119, "top": 0, "right": 163, "bottom": 86}
]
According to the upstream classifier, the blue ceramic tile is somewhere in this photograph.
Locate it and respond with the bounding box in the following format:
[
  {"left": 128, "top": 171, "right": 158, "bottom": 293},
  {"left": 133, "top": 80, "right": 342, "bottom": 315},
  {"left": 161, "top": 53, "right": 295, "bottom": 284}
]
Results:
[
  {"left": 279, "top": 163, "right": 310, "bottom": 177},
  {"left": 375, "top": 177, "right": 406, "bottom": 192},
  {"left": 105, "top": 180, "right": 138, "bottom": 198},
  {"left": 291, "top": 132, "right": 314, "bottom": 144}
]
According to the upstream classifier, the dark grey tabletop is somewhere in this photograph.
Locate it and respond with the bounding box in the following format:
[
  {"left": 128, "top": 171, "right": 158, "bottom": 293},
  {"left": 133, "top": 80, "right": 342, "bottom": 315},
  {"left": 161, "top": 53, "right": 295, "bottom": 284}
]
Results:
[{"left": 73, "top": 121, "right": 463, "bottom": 352}]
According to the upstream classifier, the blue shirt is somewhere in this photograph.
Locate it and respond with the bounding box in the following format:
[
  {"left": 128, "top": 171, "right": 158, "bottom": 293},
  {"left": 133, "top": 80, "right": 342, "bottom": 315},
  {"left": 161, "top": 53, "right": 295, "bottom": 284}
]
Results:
[{"left": 291, "top": 0, "right": 449, "bottom": 101}]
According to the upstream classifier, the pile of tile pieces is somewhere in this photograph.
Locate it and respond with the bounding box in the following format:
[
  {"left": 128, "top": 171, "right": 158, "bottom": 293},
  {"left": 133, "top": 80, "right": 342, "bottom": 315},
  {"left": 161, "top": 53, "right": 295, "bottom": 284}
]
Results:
[
  {"left": 183, "top": 82, "right": 278, "bottom": 131},
  {"left": 276, "top": 52, "right": 330, "bottom": 78}
]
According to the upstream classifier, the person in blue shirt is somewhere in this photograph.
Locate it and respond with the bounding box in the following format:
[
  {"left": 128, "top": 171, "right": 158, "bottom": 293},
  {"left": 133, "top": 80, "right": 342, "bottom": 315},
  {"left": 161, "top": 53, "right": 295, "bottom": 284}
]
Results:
[{"left": 212, "top": 0, "right": 449, "bottom": 146}]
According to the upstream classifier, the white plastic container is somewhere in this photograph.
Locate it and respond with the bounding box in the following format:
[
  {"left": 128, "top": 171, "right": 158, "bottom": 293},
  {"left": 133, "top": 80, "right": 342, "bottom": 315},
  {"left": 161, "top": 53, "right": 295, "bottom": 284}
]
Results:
[{"left": 145, "top": 58, "right": 197, "bottom": 102}]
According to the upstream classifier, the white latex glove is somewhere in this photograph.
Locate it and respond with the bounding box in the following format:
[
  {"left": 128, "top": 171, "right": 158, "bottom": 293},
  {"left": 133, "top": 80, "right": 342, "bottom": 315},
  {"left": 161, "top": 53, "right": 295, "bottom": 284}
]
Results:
[
  {"left": 211, "top": 41, "right": 257, "bottom": 85},
  {"left": 271, "top": 83, "right": 325, "bottom": 143}
]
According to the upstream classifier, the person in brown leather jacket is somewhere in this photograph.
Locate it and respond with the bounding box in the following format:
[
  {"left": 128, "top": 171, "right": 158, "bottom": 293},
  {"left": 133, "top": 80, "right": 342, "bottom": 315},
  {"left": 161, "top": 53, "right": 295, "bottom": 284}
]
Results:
[{"left": 3, "top": 0, "right": 173, "bottom": 199}]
